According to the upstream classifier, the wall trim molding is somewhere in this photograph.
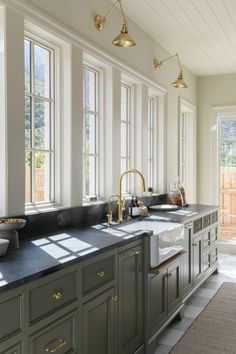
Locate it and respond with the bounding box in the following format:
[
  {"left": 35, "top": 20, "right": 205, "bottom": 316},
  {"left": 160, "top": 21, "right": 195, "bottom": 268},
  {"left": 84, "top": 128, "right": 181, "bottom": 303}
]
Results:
[{"left": 0, "top": 0, "right": 167, "bottom": 96}]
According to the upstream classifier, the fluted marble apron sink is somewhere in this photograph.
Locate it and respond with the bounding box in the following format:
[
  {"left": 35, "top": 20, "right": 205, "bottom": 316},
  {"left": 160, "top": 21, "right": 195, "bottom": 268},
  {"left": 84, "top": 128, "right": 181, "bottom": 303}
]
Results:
[{"left": 106, "top": 220, "right": 185, "bottom": 268}]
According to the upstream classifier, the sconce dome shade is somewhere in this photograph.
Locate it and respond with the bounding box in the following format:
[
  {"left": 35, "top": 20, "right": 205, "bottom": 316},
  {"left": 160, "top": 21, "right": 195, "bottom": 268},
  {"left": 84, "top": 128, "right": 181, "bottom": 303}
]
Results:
[
  {"left": 112, "top": 22, "right": 136, "bottom": 47},
  {"left": 171, "top": 71, "right": 188, "bottom": 88}
]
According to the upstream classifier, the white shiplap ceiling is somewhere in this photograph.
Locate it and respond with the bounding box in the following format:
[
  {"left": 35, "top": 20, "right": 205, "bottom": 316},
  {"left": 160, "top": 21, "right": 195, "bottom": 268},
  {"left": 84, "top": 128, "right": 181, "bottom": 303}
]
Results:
[{"left": 121, "top": 0, "right": 236, "bottom": 77}]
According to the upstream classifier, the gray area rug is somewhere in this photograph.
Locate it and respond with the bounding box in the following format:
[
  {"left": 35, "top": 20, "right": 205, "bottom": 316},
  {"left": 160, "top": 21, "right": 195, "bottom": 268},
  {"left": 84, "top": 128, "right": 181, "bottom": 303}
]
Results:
[{"left": 171, "top": 282, "right": 236, "bottom": 354}]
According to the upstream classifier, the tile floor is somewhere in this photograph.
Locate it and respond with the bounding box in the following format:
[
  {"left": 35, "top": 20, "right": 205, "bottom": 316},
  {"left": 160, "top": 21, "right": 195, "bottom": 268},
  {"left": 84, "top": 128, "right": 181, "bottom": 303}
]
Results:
[{"left": 154, "top": 253, "right": 236, "bottom": 354}]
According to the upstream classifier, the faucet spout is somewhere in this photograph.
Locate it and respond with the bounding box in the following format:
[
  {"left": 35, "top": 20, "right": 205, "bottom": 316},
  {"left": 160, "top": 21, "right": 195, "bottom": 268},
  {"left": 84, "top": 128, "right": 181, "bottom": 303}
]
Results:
[{"left": 118, "top": 169, "right": 146, "bottom": 223}]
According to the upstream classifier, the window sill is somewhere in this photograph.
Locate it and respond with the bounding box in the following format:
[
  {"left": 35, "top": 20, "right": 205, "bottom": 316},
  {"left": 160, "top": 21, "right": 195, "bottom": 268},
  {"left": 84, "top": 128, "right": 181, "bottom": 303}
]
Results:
[{"left": 25, "top": 203, "right": 63, "bottom": 215}]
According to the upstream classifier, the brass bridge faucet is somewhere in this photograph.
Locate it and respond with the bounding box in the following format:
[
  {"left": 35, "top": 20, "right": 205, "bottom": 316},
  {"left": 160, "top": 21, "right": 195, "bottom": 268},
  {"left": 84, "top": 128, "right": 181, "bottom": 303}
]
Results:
[{"left": 118, "top": 169, "right": 146, "bottom": 223}]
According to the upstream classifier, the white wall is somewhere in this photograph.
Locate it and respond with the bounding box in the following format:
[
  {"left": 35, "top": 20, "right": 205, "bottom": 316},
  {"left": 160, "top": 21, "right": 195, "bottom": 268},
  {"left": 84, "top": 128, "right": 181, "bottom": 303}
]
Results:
[
  {"left": 22, "top": 0, "right": 197, "bottom": 187},
  {"left": 198, "top": 74, "right": 236, "bottom": 204}
]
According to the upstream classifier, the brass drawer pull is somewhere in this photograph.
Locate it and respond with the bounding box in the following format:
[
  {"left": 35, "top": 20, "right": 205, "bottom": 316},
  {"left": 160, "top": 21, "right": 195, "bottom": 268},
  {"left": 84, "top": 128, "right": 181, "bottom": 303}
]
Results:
[
  {"left": 165, "top": 273, "right": 172, "bottom": 278},
  {"left": 97, "top": 270, "right": 105, "bottom": 278},
  {"left": 112, "top": 295, "right": 118, "bottom": 302},
  {"left": 45, "top": 338, "right": 67, "bottom": 352},
  {"left": 121, "top": 250, "right": 141, "bottom": 257},
  {"left": 192, "top": 243, "right": 198, "bottom": 246},
  {"left": 52, "top": 291, "right": 62, "bottom": 301}
]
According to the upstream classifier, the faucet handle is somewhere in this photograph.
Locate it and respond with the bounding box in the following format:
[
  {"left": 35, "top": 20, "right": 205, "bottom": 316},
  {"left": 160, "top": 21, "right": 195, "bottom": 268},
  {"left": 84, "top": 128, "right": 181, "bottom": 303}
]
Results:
[
  {"left": 121, "top": 197, "right": 126, "bottom": 211},
  {"left": 107, "top": 211, "right": 113, "bottom": 227}
]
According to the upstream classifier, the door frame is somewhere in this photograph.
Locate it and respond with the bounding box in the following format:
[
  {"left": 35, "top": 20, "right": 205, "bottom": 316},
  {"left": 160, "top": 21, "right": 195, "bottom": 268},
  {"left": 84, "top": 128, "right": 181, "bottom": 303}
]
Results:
[{"left": 212, "top": 105, "right": 236, "bottom": 252}]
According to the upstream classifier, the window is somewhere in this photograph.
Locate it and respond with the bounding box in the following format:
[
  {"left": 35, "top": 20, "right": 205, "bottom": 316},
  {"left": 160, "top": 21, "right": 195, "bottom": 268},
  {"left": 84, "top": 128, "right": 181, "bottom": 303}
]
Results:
[
  {"left": 121, "top": 83, "right": 131, "bottom": 194},
  {"left": 83, "top": 65, "right": 100, "bottom": 201},
  {"left": 24, "top": 37, "right": 55, "bottom": 205},
  {"left": 147, "top": 96, "right": 154, "bottom": 188},
  {"left": 179, "top": 99, "right": 196, "bottom": 203}
]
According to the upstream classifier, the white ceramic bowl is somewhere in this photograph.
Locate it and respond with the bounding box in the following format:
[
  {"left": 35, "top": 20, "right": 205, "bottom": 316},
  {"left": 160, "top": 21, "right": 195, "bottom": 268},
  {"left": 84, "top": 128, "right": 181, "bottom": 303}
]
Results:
[{"left": 0, "top": 239, "right": 9, "bottom": 256}]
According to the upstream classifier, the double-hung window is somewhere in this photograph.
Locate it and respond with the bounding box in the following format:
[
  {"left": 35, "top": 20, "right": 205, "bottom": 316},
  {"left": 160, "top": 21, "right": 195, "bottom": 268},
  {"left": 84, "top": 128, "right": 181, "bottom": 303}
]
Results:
[
  {"left": 147, "top": 96, "right": 154, "bottom": 188},
  {"left": 83, "top": 65, "right": 100, "bottom": 201},
  {"left": 24, "top": 37, "right": 55, "bottom": 205},
  {"left": 121, "top": 83, "right": 131, "bottom": 194}
]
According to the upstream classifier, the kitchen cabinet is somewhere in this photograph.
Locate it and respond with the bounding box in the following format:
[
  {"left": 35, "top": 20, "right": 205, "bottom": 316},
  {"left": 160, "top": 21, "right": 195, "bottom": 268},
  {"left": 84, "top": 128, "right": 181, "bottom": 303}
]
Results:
[
  {"left": 192, "top": 233, "right": 203, "bottom": 285},
  {"left": 149, "top": 257, "right": 181, "bottom": 335},
  {"left": 118, "top": 243, "right": 144, "bottom": 354},
  {"left": 82, "top": 287, "right": 116, "bottom": 354},
  {"left": 182, "top": 223, "right": 194, "bottom": 298},
  {"left": 81, "top": 240, "right": 144, "bottom": 354},
  {"left": 0, "top": 342, "right": 22, "bottom": 354}
]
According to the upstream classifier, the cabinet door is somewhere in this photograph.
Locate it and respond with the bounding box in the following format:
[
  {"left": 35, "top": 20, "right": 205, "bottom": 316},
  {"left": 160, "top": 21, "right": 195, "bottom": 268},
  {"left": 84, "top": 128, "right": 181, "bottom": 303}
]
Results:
[
  {"left": 118, "top": 244, "right": 144, "bottom": 354},
  {"left": 149, "top": 269, "right": 168, "bottom": 336},
  {"left": 0, "top": 342, "right": 22, "bottom": 354},
  {"left": 193, "top": 234, "right": 203, "bottom": 284},
  {"left": 182, "top": 223, "right": 193, "bottom": 298},
  {"left": 167, "top": 260, "right": 181, "bottom": 314},
  {"left": 82, "top": 288, "right": 115, "bottom": 354}
]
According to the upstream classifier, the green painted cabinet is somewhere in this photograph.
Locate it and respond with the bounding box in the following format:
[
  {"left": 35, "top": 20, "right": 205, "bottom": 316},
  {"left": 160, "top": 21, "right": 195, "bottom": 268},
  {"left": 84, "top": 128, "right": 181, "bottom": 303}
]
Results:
[
  {"left": 82, "top": 287, "right": 116, "bottom": 354},
  {"left": 149, "top": 258, "right": 181, "bottom": 335},
  {"left": 182, "top": 223, "right": 194, "bottom": 298},
  {"left": 118, "top": 243, "right": 144, "bottom": 354},
  {"left": 192, "top": 233, "right": 203, "bottom": 285}
]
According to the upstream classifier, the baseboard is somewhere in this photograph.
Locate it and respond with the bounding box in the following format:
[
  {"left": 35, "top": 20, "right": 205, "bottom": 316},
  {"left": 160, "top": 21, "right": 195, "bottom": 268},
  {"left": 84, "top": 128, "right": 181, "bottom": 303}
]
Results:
[{"left": 219, "top": 242, "right": 236, "bottom": 255}]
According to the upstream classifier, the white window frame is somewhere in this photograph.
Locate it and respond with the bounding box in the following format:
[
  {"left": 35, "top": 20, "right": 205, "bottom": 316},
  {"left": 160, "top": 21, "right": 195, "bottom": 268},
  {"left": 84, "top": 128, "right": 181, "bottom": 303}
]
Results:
[
  {"left": 178, "top": 98, "right": 196, "bottom": 203},
  {"left": 82, "top": 62, "right": 104, "bottom": 203},
  {"left": 24, "top": 26, "right": 61, "bottom": 213},
  {"left": 121, "top": 82, "right": 132, "bottom": 195},
  {"left": 147, "top": 96, "right": 154, "bottom": 188}
]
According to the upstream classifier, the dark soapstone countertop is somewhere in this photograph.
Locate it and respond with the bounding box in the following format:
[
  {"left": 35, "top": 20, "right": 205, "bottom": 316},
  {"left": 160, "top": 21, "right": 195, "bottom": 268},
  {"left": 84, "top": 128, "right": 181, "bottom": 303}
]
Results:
[{"left": 0, "top": 203, "right": 218, "bottom": 294}]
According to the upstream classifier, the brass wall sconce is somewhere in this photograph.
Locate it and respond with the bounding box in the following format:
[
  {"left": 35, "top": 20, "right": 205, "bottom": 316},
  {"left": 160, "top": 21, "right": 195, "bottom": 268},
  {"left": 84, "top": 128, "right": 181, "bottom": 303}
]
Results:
[
  {"left": 153, "top": 53, "right": 188, "bottom": 88},
  {"left": 94, "top": 0, "right": 136, "bottom": 48}
]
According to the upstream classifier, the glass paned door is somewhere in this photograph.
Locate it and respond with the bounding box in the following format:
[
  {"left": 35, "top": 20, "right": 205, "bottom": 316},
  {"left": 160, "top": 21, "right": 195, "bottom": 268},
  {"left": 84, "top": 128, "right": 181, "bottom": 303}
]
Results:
[{"left": 219, "top": 118, "right": 236, "bottom": 241}]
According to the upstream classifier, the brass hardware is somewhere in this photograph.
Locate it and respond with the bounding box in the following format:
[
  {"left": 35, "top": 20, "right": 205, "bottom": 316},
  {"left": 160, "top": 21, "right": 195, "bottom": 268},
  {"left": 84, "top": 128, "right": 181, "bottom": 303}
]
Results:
[
  {"left": 112, "top": 295, "right": 118, "bottom": 302},
  {"left": 192, "top": 243, "right": 198, "bottom": 246},
  {"left": 45, "top": 338, "right": 67, "bottom": 352},
  {"left": 94, "top": 0, "right": 136, "bottom": 47},
  {"left": 165, "top": 273, "right": 172, "bottom": 278},
  {"left": 118, "top": 169, "right": 146, "bottom": 223},
  {"left": 106, "top": 211, "right": 113, "bottom": 227},
  {"left": 52, "top": 291, "right": 62, "bottom": 301},
  {"left": 153, "top": 53, "right": 188, "bottom": 88},
  {"left": 107, "top": 194, "right": 122, "bottom": 225},
  {"left": 121, "top": 250, "right": 141, "bottom": 257},
  {"left": 97, "top": 270, "right": 105, "bottom": 278}
]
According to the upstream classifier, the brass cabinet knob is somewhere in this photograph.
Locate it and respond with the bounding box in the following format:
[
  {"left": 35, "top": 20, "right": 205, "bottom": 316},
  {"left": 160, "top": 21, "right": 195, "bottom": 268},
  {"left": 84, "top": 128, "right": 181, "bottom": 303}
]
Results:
[
  {"left": 97, "top": 270, "right": 105, "bottom": 278},
  {"left": 45, "top": 338, "right": 67, "bottom": 352},
  {"left": 112, "top": 295, "right": 118, "bottom": 302},
  {"left": 52, "top": 291, "right": 62, "bottom": 300}
]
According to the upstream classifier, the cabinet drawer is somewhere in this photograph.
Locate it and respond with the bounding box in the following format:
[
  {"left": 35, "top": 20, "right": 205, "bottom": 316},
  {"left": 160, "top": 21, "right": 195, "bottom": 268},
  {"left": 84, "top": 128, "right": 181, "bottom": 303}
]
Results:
[
  {"left": 193, "top": 218, "right": 202, "bottom": 233},
  {"left": 211, "top": 211, "right": 218, "bottom": 224},
  {"left": 2, "top": 342, "right": 21, "bottom": 354},
  {"left": 82, "top": 255, "right": 115, "bottom": 295},
  {"left": 30, "top": 313, "right": 76, "bottom": 354},
  {"left": 0, "top": 295, "right": 21, "bottom": 342},
  {"left": 203, "top": 214, "right": 211, "bottom": 228},
  {"left": 211, "top": 226, "right": 218, "bottom": 244},
  {"left": 202, "top": 231, "right": 211, "bottom": 250},
  {"left": 29, "top": 272, "right": 77, "bottom": 323}
]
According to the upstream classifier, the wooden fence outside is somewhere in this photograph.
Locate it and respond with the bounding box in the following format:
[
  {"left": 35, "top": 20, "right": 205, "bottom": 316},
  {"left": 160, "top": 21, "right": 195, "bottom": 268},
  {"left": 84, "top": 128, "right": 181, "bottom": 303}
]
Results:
[
  {"left": 25, "top": 166, "right": 45, "bottom": 203},
  {"left": 220, "top": 166, "right": 236, "bottom": 240}
]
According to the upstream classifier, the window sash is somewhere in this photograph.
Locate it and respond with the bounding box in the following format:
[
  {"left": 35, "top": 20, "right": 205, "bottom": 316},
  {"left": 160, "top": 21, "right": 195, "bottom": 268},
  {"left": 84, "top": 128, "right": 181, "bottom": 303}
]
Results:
[
  {"left": 24, "top": 37, "right": 55, "bottom": 205},
  {"left": 83, "top": 65, "right": 100, "bottom": 200},
  {"left": 121, "top": 83, "right": 131, "bottom": 194},
  {"left": 147, "top": 96, "right": 154, "bottom": 188}
]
